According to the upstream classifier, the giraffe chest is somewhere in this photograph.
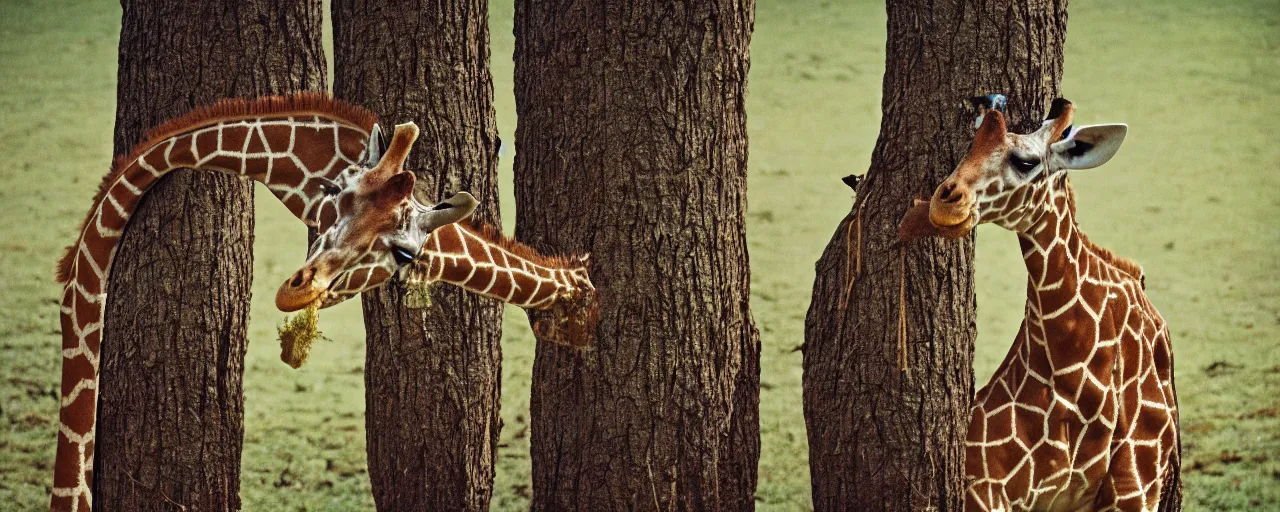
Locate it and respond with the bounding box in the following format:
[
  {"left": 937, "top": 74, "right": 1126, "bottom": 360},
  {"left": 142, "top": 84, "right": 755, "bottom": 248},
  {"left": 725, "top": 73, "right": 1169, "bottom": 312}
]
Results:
[
  {"left": 967, "top": 339, "right": 1120, "bottom": 508},
  {"left": 965, "top": 296, "right": 1179, "bottom": 510}
]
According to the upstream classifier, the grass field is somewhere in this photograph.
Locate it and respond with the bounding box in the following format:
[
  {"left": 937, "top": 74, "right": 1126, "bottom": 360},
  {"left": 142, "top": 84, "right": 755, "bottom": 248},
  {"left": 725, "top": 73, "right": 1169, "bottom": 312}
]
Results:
[{"left": 1, "top": 0, "right": 1277, "bottom": 510}]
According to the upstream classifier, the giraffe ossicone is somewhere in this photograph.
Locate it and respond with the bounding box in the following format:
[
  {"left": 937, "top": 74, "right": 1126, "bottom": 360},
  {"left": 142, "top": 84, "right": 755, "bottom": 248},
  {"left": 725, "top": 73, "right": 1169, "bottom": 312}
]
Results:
[
  {"left": 900, "top": 97, "right": 1180, "bottom": 511},
  {"left": 51, "top": 93, "right": 597, "bottom": 512}
]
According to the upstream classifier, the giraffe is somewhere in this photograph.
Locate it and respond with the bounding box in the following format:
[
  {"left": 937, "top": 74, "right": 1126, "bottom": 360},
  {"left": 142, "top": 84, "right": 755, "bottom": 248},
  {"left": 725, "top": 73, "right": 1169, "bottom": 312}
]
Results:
[
  {"left": 899, "top": 96, "right": 1180, "bottom": 511},
  {"left": 409, "top": 221, "right": 597, "bottom": 347},
  {"left": 51, "top": 93, "right": 597, "bottom": 511}
]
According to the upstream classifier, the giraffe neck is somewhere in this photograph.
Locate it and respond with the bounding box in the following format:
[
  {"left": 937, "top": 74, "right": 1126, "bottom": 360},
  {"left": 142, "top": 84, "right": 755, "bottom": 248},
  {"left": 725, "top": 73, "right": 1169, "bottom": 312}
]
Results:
[
  {"left": 1017, "top": 181, "right": 1144, "bottom": 322},
  {"left": 1017, "top": 190, "right": 1085, "bottom": 311},
  {"left": 969, "top": 180, "right": 1178, "bottom": 510},
  {"left": 1010, "top": 180, "right": 1144, "bottom": 392},
  {"left": 52, "top": 98, "right": 371, "bottom": 512},
  {"left": 416, "top": 222, "right": 589, "bottom": 309}
]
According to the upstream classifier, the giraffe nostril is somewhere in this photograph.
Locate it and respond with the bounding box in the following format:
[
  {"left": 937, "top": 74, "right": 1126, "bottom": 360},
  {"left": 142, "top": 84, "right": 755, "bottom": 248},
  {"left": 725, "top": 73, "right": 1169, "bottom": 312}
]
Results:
[
  {"left": 289, "top": 269, "right": 310, "bottom": 288},
  {"left": 940, "top": 183, "right": 965, "bottom": 204}
]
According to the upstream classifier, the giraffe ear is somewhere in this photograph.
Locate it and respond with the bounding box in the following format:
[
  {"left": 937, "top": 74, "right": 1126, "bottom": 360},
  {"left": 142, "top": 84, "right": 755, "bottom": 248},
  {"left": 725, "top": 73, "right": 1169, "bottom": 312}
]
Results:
[
  {"left": 362, "top": 124, "right": 385, "bottom": 167},
  {"left": 423, "top": 191, "right": 478, "bottom": 226},
  {"left": 399, "top": 191, "right": 479, "bottom": 261},
  {"left": 1050, "top": 124, "right": 1127, "bottom": 170}
]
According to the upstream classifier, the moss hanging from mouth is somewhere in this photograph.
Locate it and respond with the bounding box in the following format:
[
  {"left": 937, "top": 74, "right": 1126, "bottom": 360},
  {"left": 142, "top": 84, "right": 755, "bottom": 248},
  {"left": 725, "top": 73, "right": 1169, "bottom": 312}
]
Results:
[
  {"left": 402, "top": 277, "right": 434, "bottom": 310},
  {"left": 278, "top": 301, "right": 321, "bottom": 369}
]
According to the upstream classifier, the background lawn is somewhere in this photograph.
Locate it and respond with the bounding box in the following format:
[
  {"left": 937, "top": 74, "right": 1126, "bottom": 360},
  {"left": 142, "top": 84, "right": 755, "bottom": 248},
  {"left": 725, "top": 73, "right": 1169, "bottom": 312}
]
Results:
[{"left": 1, "top": 0, "right": 1276, "bottom": 510}]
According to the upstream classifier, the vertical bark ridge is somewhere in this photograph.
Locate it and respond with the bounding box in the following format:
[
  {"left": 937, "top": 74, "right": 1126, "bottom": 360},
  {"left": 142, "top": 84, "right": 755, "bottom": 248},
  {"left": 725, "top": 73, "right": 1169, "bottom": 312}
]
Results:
[
  {"left": 332, "top": 0, "right": 503, "bottom": 509},
  {"left": 513, "top": 1, "right": 760, "bottom": 509}
]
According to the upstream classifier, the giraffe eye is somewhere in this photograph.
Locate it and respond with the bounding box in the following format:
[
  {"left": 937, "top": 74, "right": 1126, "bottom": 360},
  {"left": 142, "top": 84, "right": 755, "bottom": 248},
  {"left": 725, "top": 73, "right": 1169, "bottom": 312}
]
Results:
[
  {"left": 1010, "top": 154, "right": 1040, "bottom": 173},
  {"left": 391, "top": 245, "right": 416, "bottom": 266}
]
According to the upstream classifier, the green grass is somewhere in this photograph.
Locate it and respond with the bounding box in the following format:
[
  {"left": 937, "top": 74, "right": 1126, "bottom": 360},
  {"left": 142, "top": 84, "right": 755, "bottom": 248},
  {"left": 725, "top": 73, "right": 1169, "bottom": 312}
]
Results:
[{"left": 1, "top": 0, "right": 1276, "bottom": 510}]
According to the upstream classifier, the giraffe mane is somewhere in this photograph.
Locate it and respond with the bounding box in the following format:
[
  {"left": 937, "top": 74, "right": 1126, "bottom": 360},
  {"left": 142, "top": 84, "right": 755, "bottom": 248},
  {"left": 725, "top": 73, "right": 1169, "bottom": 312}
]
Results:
[
  {"left": 1063, "top": 179, "right": 1145, "bottom": 286},
  {"left": 1077, "top": 230, "right": 1145, "bottom": 286},
  {"left": 461, "top": 220, "right": 587, "bottom": 270},
  {"left": 55, "top": 93, "right": 378, "bottom": 283}
]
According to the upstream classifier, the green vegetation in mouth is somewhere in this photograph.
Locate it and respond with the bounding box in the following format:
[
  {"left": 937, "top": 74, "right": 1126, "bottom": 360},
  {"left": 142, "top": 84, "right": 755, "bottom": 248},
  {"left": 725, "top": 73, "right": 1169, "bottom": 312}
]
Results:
[{"left": 278, "top": 302, "right": 321, "bottom": 370}]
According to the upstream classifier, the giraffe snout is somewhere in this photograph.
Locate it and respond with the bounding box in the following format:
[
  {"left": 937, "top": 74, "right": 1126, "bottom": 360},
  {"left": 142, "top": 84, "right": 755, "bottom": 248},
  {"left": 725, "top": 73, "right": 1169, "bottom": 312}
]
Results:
[
  {"left": 276, "top": 266, "right": 327, "bottom": 312},
  {"left": 929, "top": 176, "right": 976, "bottom": 228}
]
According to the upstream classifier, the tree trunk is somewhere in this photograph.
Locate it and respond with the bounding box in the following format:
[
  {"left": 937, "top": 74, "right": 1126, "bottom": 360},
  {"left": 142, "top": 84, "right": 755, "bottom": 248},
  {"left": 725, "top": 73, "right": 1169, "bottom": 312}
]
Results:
[
  {"left": 332, "top": 1, "right": 503, "bottom": 510},
  {"left": 513, "top": 1, "right": 760, "bottom": 509},
  {"left": 93, "top": 0, "right": 325, "bottom": 510},
  {"left": 801, "top": 1, "right": 1066, "bottom": 509}
]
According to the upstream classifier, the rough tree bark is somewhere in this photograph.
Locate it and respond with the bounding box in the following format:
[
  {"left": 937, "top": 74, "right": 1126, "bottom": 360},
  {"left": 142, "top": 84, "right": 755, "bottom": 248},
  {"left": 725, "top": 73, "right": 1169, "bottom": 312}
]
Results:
[
  {"left": 513, "top": 1, "right": 760, "bottom": 509},
  {"left": 801, "top": 1, "right": 1066, "bottom": 509},
  {"left": 93, "top": 0, "right": 325, "bottom": 510},
  {"left": 332, "top": 1, "right": 503, "bottom": 509}
]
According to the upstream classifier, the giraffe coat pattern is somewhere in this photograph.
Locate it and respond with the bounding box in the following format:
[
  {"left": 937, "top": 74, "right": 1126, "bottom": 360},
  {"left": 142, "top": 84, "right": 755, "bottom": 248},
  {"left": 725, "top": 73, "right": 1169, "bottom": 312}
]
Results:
[
  {"left": 903, "top": 99, "right": 1180, "bottom": 511},
  {"left": 50, "top": 93, "right": 597, "bottom": 511},
  {"left": 52, "top": 94, "right": 379, "bottom": 512}
]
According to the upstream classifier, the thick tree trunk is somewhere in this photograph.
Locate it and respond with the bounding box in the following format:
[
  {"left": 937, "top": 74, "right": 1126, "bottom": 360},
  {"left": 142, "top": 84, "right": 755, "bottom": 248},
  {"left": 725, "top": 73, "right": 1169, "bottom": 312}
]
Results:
[
  {"left": 513, "top": 1, "right": 760, "bottom": 509},
  {"left": 801, "top": 1, "right": 1066, "bottom": 509},
  {"left": 93, "top": 1, "right": 325, "bottom": 510},
  {"left": 332, "top": 1, "right": 503, "bottom": 510}
]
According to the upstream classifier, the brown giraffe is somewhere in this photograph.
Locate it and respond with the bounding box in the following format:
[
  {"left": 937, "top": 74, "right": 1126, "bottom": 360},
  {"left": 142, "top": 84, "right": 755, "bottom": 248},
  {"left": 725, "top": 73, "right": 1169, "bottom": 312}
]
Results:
[
  {"left": 51, "top": 93, "right": 597, "bottom": 511},
  {"left": 409, "top": 221, "right": 597, "bottom": 346},
  {"left": 900, "top": 97, "right": 1180, "bottom": 511}
]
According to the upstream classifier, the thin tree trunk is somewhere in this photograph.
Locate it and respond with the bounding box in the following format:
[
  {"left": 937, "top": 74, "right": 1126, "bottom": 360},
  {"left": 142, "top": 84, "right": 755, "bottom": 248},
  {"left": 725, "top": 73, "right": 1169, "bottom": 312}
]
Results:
[
  {"left": 513, "top": 1, "right": 760, "bottom": 509},
  {"left": 332, "top": 1, "right": 503, "bottom": 509},
  {"left": 93, "top": 0, "right": 325, "bottom": 510},
  {"left": 801, "top": 0, "right": 1066, "bottom": 509}
]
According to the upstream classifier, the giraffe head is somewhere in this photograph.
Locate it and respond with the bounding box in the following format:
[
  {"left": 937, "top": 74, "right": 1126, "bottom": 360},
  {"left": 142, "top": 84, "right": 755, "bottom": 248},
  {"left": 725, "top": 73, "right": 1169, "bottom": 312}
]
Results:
[
  {"left": 531, "top": 255, "right": 599, "bottom": 348},
  {"left": 275, "top": 123, "right": 478, "bottom": 312},
  {"left": 900, "top": 96, "right": 1128, "bottom": 240}
]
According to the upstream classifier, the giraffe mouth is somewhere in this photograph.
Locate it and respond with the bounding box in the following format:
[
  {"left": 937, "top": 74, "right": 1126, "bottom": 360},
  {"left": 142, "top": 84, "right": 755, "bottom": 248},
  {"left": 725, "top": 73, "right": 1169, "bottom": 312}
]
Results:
[
  {"left": 276, "top": 269, "right": 335, "bottom": 312},
  {"left": 930, "top": 210, "right": 972, "bottom": 228},
  {"left": 279, "top": 286, "right": 349, "bottom": 312},
  {"left": 316, "top": 289, "right": 350, "bottom": 309},
  {"left": 928, "top": 198, "right": 977, "bottom": 228},
  {"left": 276, "top": 286, "right": 325, "bottom": 312},
  {"left": 899, "top": 199, "right": 979, "bottom": 241}
]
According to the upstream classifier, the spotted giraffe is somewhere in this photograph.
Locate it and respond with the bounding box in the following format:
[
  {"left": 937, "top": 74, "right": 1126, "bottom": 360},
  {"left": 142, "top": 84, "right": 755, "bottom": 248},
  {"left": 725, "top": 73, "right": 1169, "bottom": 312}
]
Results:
[
  {"left": 412, "top": 221, "right": 597, "bottom": 346},
  {"left": 900, "top": 97, "right": 1180, "bottom": 511},
  {"left": 52, "top": 93, "right": 596, "bottom": 511}
]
